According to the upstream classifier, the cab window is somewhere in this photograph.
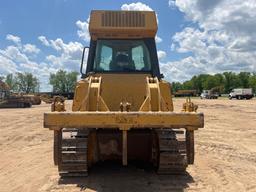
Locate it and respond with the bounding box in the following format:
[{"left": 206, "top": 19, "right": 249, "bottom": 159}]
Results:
[{"left": 93, "top": 40, "right": 151, "bottom": 72}]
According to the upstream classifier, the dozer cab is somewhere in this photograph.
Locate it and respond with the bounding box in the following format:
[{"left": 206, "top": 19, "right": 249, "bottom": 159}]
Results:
[{"left": 43, "top": 10, "right": 204, "bottom": 176}]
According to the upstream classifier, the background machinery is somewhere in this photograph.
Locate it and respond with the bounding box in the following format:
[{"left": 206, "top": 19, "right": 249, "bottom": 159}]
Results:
[
  {"left": 0, "top": 80, "right": 32, "bottom": 108},
  {"left": 174, "top": 90, "right": 198, "bottom": 97},
  {"left": 43, "top": 10, "right": 204, "bottom": 176}
]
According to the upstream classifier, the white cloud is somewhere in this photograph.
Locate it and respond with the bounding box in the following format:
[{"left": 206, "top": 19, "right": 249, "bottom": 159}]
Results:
[
  {"left": 76, "top": 19, "right": 90, "bottom": 42},
  {"left": 6, "top": 34, "right": 21, "bottom": 44},
  {"left": 0, "top": 55, "right": 17, "bottom": 74},
  {"left": 121, "top": 2, "right": 153, "bottom": 11},
  {"left": 49, "top": 38, "right": 64, "bottom": 51},
  {"left": 168, "top": 0, "right": 176, "bottom": 9},
  {"left": 0, "top": 46, "right": 29, "bottom": 63},
  {"left": 40, "top": 36, "right": 83, "bottom": 71},
  {"left": 166, "top": 0, "right": 256, "bottom": 82},
  {"left": 1, "top": 32, "right": 85, "bottom": 91},
  {"left": 160, "top": 56, "right": 207, "bottom": 82},
  {"left": 23, "top": 44, "right": 40, "bottom": 54},
  {"left": 0, "top": 35, "right": 61, "bottom": 91},
  {"left": 38, "top": 36, "right": 50, "bottom": 46},
  {"left": 157, "top": 50, "right": 166, "bottom": 60},
  {"left": 155, "top": 35, "right": 162, "bottom": 43}
]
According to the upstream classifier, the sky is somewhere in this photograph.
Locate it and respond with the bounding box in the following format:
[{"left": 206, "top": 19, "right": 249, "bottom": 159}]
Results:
[{"left": 0, "top": 0, "right": 255, "bottom": 91}]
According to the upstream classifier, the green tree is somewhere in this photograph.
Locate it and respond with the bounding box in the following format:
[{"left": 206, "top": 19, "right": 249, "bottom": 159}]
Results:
[
  {"left": 223, "top": 72, "right": 239, "bottom": 93},
  {"left": 171, "top": 82, "right": 183, "bottom": 93},
  {"left": 182, "top": 80, "right": 193, "bottom": 90},
  {"left": 238, "top": 72, "right": 250, "bottom": 88},
  {"left": 210, "top": 74, "right": 225, "bottom": 93},
  {"left": 171, "top": 71, "right": 256, "bottom": 94},
  {"left": 5, "top": 74, "right": 17, "bottom": 91},
  {"left": 49, "top": 70, "right": 79, "bottom": 93},
  {"left": 15, "top": 72, "right": 40, "bottom": 93},
  {"left": 249, "top": 73, "right": 256, "bottom": 93},
  {"left": 193, "top": 74, "right": 211, "bottom": 92},
  {"left": 202, "top": 75, "right": 217, "bottom": 90}
]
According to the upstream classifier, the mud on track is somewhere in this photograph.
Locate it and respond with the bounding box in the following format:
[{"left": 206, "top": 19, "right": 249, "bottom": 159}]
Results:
[{"left": 0, "top": 98, "right": 256, "bottom": 192}]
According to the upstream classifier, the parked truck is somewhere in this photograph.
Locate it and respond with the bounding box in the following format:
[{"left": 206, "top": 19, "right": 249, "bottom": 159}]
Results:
[
  {"left": 200, "top": 90, "right": 218, "bottom": 99},
  {"left": 229, "top": 88, "right": 254, "bottom": 100}
]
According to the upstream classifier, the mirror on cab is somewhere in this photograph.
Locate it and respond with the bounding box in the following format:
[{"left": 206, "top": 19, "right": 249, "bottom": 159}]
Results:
[{"left": 80, "top": 46, "right": 89, "bottom": 75}]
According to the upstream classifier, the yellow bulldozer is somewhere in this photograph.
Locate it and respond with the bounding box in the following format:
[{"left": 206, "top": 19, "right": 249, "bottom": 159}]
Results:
[{"left": 43, "top": 10, "right": 204, "bottom": 176}]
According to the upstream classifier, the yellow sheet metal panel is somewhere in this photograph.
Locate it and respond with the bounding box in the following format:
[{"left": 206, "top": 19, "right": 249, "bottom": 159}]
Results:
[
  {"left": 159, "top": 81, "right": 174, "bottom": 111},
  {"left": 89, "top": 10, "right": 157, "bottom": 40},
  {"left": 95, "top": 74, "right": 148, "bottom": 111},
  {"left": 148, "top": 83, "right": 160, "bottom": 111},
  {"left": 73, "top": 75, "right": 176, "bottom": 113},
  {"left": 44, "top": 111, "right": 204, "bottom": 130},
  {"left": 72, "top": 79, "right": 89, "bottom": 111},
  {"left": 72, "top": 74, "right": 149, "bottom": 112}
]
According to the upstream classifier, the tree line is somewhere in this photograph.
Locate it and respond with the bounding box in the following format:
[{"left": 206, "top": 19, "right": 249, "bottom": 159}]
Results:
[
  {"left": 171, "top": 72, "right": 256, "bottom": 94},
  {"left": 1, "top": 71, "right": 256, "bottom": 94},
  {"left": 1, "top": 70, "right": 78, "bottom": 94},
  {"left": 0, "top": 73, "right": 40, "bottom": 93},
  {"left": 49, "top": 70, "right": 78, "bottom": 93}
]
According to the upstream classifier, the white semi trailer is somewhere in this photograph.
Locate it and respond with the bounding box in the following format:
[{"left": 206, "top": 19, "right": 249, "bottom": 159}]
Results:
[{"left": 229, "top": 88, "right": 254, "bottom": 100}]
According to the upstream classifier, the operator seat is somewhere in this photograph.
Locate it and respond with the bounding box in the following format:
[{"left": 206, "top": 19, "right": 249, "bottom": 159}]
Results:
[{"left": 110, "top": 54, "right": 135, "bottom": 71}]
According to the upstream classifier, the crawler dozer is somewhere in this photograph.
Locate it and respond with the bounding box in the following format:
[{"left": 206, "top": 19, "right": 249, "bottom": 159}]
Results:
[
  {"left": 0, "top": 80, "right": 32, "bottom": 108},
  {"left": 44, "top": 10, "right": 204, "bottom": 176},
  {"left": 23, "top": 94, "right": 41, "bottom": 105}
]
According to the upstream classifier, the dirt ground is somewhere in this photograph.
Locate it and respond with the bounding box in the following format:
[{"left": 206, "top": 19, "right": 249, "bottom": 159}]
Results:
[{"left": 0, "top": 98, "right": 256, "bottom": 192}]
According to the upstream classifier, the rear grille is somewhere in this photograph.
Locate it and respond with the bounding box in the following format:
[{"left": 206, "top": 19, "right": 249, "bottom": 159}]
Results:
[{"left": 101, "top": 11, "right": 145, "bottom": 27}]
